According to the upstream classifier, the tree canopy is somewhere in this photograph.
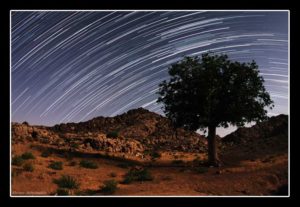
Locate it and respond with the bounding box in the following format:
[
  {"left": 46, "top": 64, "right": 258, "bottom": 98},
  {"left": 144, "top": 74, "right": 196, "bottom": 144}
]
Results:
[{"left": 157, "top": 52, "right": 274, "bottom": 166}]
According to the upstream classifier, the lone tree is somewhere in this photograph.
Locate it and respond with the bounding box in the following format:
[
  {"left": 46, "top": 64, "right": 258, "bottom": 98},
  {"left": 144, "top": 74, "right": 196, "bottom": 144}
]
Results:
[{"left": 157, "top": 52, "right": 274, "bottom": 166}]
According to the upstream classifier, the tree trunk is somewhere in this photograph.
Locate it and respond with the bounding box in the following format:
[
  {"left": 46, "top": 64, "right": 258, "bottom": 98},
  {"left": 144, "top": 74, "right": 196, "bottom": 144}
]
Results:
[{"left": 207, "top": 125, "right": 220, "bottom": 167}]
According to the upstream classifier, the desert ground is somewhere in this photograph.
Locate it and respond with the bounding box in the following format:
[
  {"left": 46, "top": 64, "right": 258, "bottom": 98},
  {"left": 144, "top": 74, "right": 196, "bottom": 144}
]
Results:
[{"left": 11, "top": 109, "right": 288, "bottom": 196}]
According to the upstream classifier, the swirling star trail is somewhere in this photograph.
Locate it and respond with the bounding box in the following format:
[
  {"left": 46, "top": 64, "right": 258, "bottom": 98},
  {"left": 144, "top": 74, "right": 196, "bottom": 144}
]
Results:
[{"left": 11, "top": 11, "right": 289, "bottom": 136}]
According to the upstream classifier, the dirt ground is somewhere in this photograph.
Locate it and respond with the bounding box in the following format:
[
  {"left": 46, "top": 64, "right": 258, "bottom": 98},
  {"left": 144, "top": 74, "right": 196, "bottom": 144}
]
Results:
[{"left": 11, "top": 141, "right": 288, "bottom": 196}]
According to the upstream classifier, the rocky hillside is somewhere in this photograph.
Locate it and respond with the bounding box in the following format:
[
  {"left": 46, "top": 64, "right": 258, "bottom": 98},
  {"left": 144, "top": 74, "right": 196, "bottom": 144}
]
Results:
[
  {"left": 12, "top": 108, "right": 207, "bottom": 157},
  {"left": 222, "top": 114, "right": 288, "bottom": 144},
  {"left": 221, "top": 114, "right": 288, "bottom": 160},
  {"left": 12, "top": 108, "right": 288, "bottom": 161}
]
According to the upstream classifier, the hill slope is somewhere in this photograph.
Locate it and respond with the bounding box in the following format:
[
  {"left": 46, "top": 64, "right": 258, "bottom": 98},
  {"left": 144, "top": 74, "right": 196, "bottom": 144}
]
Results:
[
  {"left": 12, "top": 108, "right": 207, "bottom": 159},
  {"left": 221, "top": 114, "right": 288, "bottom": 161}
]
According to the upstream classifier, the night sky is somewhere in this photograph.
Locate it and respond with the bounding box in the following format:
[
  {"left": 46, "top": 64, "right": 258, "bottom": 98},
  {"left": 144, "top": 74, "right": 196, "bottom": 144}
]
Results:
[{"left": 11, "top": 11, "right": 289, "bottom": 136}]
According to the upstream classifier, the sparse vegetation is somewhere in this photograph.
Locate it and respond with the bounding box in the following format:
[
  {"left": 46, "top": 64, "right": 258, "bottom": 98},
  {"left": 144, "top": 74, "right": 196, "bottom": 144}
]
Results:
[
  {"left": 12, "top": 155, "right": 24, "bottom": 166},
  {"left": 41, "top": 150, "right": 52, "bottom": 157},
  {"left": 74, "top": 189, "right": 97, "bottom": 195},
  {"left": 12, "top": 169, "right": 21, "bottom": 178},
  {"left": 49, "top": 161, "right": 63, "bottom": 170},
  {"left": 144, "top": 150, "right": 161, "bottom": 160},
  {"left": 80, "top": 160, "right": 98, "bottom": 169},
  {"left": 151, "top": 151, "right": 161, "bottom": 159},
  {"left": 56, "top": 188, "right": 69, "bottom": 195},
  {"left": 21, "top": 152, "right": 35, "bottom": 160},
  {"left": 106, "top": 131, "right": 119, "bottom": 138},
  {"left": 100, "top": 179, "right": 118, "bottom": 194},
  {"left": 122, "top": 167, "right": 153, "bottom": 184},
  {"left": 23, "top": 162, "right": 34, "bottom": 172},
  {"left": 53, "top": 175, "right": 80, "bottom": 189},
  {"left": 144, "top": 149, "right": 161, "bottom": 159}
]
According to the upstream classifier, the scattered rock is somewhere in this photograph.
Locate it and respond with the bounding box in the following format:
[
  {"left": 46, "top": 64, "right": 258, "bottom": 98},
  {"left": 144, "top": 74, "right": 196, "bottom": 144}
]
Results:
[{"left": 12, "top": 108, "right": 208, "bottom": 155}]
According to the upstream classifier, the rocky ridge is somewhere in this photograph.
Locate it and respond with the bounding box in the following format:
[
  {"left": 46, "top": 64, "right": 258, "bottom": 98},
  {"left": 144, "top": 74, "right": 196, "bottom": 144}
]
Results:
[{"left": 12, "top": 108, "right": 207, "bottom": 157}]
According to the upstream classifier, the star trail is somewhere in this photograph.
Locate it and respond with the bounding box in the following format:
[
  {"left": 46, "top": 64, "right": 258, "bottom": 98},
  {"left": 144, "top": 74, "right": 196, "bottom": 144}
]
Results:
[{"left": 11, "top": 11, "right": 289, "bottom": 136}]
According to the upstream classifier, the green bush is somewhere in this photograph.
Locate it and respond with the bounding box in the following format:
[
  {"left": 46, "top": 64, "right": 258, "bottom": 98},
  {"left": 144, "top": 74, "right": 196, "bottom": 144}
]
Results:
[
  {"left": 56, "top": 188, "right": 69, "bottom": 195},
  {"left": 106, "top": 131, "right": 119, "bottom": 138},
  {"left": 122, "top": 168, "right": 153, "bottom": 184},
  {"left": 41, "top": 150, "right": 52, "bottom": 157},
  {"left": 12, "top": 156, "right": 24, "bottom": 166},
  {"left": 23, "top": 162, "right": 34, "bottom": 172},
  {"left": 21, "top": 152, "right": 35, "bottom": 160},
  {"left": 100, "top": 180, "right": 118, "bottom": 194},
  {"left": 49, "top": 161, "right": 63, "bottom": 170},
  {"left": 80, "top": 160, "right": 98, "bottom": 169},
  {"left": 53, "top": 175, "right": 80, "bottom": 189}
]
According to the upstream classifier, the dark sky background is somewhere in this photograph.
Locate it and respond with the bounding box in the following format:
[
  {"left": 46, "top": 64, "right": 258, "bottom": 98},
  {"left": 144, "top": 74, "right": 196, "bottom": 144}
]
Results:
[{"left": 11, "top": 11, "right": 289, "bottom": 136}]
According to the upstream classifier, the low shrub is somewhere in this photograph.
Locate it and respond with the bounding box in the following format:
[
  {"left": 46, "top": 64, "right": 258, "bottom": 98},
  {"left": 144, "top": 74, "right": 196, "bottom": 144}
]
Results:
[
  {"left": 49, "top": 161, "right": 63, "bottom": 170},
  {"left": 100, "top": 180, "right": 118, "bottom": 194},
  {"left": 79, "top": 160, "right": 98, "bottom": 169},
  {"left": 74, "top": 189, "right": 97, "bottom": 195},
  {"left": 41, "top": 150, "right": 52, "bottom": 158},
  {"left": 56, "top": 188, "right": 69, "bottom": 195},
  {"left": 151, "top": 151, "right": 161, "bottom": 159},
  {"left": 53, "top": 175, "right": 80, "bottom": 189},
  {"left": 23, "top": 162, "right": 34, "bottom": 172},
  {"left": 12, "top": 156, "right": 24, "bottom": 166},
  {"left": 122, "top": 167, "right": 153, "bottom": 184},
  {"left": 106, "top": 131, "right": 119, "bottom": 138},
  {"left": 21, "top": 152, "right": 35, "bottom": 160}
]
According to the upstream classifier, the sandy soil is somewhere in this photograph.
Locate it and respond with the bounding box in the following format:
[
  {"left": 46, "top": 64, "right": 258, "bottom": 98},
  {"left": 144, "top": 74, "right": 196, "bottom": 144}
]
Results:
[{"left": 11, "top": 141, "right": 288, "bottom": 196}]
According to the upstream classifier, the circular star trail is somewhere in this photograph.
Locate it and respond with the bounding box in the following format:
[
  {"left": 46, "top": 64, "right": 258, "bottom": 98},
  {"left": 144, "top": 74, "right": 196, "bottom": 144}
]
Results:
[{"left": 11, "top": 11, "right": 289, "bottom": 136}]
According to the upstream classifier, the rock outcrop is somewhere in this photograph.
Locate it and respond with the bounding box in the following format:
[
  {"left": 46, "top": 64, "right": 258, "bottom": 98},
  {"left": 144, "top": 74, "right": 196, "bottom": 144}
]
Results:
[
  {"left": 222, "top": 114, "right": 288, "bottom": 144},
  {"left": 221, "top": 114, "right": 288, "bottom": 158},
  {"left": 11, "top": 108, "right": 207, "bottom": 155}
]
